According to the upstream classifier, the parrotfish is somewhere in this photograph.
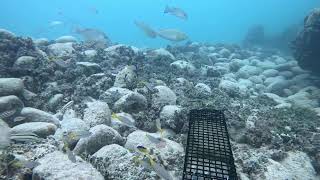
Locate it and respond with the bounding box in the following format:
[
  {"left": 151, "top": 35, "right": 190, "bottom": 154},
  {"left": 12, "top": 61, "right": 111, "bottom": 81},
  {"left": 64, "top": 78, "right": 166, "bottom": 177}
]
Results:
[
  {"left": 164, "top": 5, "right": 188, "bottom": 20},
  {"left": 157, "top": 29, "right": 188, "bottom": 42},
  {"left": 134, "top": 21, "right": 157, "bottom": 38}
]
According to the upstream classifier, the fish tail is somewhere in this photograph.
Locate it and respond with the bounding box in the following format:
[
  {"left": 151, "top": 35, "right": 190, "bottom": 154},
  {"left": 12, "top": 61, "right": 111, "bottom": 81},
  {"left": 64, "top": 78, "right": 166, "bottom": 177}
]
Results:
[{"left": 164, "top": 5, "right": 170, "bottom": 13}]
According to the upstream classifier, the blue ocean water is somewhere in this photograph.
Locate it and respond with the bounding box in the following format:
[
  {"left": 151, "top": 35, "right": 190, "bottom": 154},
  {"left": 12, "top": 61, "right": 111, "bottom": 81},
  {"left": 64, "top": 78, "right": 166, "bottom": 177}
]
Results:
[{"left": 0, "top": 0, "right": 319, "bottom": 47}]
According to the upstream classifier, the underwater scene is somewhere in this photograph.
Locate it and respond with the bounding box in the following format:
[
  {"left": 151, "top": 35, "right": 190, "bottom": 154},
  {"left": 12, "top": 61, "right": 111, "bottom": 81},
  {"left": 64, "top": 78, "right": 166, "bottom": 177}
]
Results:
[{"left": 1, "top": 0, "right": 320, "bottom": 179}]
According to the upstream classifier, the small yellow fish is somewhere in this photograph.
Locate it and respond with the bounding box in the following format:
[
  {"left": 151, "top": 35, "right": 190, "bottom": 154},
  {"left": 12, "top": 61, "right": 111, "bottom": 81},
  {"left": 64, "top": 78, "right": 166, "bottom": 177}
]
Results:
[{"left": 111, "top": 112, "right": 120, "bottom": 120}]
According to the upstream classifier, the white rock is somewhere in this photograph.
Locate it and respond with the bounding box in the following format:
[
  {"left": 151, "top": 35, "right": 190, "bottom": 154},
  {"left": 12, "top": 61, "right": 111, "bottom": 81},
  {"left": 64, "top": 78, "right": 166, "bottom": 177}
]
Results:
[
  {"left": 92, "top": 144, "right": 154, "bottom": 179},
  {"left": 76, "top": 62, "right": 101, "bottom": 73},
  {"left": 266, "top": 78, "right": 291, "bottom": 95},
  {"left": 160, "top": 105, "right": 183, "bottom": 130},
  {"left": 262, "top": 69, "right": 279, "bottom": 78},
  {"left": 54, "top": 118, "right": 89, "bottom": 145},
  {"left": 152, "top": 86, "right": 177, "bottom": 107},
  {"left": 248, "top": 75, "right": 263, "bottom": 84},
  {"left": 170, "top": 60, "right": 196, "bottom": 74},
  {"left": 256, "top": 60, "right": 277, "bottom": 70},
  {"left": 99, "top": 87, "right": 132, "bottom": 105},
  {"left": 264, "top": 76, "right": 285, "bottom": 86},
  {"left": 153, "top": 48, "right": 175, "bottom": 60},
  {"left": 218, "top": 48, "right": 231, "bottom": 58},
  {"left": 73, "top": 124, "right": 124, "bottom": 155},
  {"left": 55, "top": 35, "right": 77, "bottom": 43},
  {"left": 262, "top": 93, "right": 286, "bottom": 105},
  {"left": 34, "top": 38, "right": 49, "bottom": 46},
  {"left": 263, "top": 151, "right": 317, "bottom": 180},
  {"left": 11, "top": 122, "right": 57, "bottom": 138},
  {"left": 237, "top": 65, "right": 262, "bottom": 79},
  {"left": 238, "top": 79, "right": 253, "bottom": 88},
  {"left": 14, "top": 56, "right": 36, "bottom": 69},
  {"left": 33, "top": 151, "right": 104, "bottom": 180},
  {"left": 83, "top": 101, "right": 111, "bottom": 127},
  {"left": 0, "top": 78, "right": 24, "bottom": 96},
  {"left": 272, "top": 56, "right": 287, "bottom": 64},
  {"left": 114, "top": 92, "right": 147, "bottom": 113},
  {"left": 125, "top": 130, "right": 184, "bottom": 164},
  {"left": 195, "top": 83, "right": 211, "bottom": 97},
  {"left": 114, "top": 66, "right": 137, "bottom": 88},
  {"left": 279, "top": 71, "right": 294, "bottom": 79},
  {"left": 83, "top": 49, "right": 97, "bottom": 58},
  {"left": 287, "top": 91, "right": 318, "bottom": 108},
  {"left": 48, "top": 42, "right": 75, "bottom": 57},
  {"left": 219, "top": 80, "right": 240, "bottom": 97},
  {"left": 20, "top": 107, "right": 60, "bottom": 126}
]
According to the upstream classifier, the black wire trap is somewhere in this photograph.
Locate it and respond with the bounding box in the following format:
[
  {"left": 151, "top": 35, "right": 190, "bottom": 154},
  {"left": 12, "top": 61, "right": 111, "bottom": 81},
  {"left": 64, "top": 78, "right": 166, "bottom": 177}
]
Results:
[{"left": 182, "top": 109, "right": 237, "bottom": 180}]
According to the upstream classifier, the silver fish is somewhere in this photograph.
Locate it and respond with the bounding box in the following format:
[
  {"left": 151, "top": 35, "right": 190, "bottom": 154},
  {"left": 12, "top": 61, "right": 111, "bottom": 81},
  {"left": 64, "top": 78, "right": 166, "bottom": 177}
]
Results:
[
  {"left": 157, "top": 29, "right": 188, "bottom": 42},
  {"left": 23, "top": 161, "right": 40, "bottom": 169},
  {"left": 152, "top": 163, "right": 174, "bottom": 180},
  {"left": 0, "top": 119, "right": 10, "bottom": 149},
  {"left": 66, "top": 148, "right": 77, "bottom": 163},
  {"left": 134, "top": 21, "right": 157, "bottom": 38},
  {"left": 164, "top": 5, "right": 188, "bottom": 20},
  {"left": 145, "top": 134, "right": 167, "bottom": 148},
  {"left": 13, "top": 116, "right": 26, "bottom": 122}
]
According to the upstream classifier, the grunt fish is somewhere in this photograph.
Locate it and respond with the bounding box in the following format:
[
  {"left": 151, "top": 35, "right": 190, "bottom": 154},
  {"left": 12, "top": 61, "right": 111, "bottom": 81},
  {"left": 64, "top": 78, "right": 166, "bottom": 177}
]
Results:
[
  {"left": 134, "top": 21, "right": 157, "bottom": 38},
  {"left": 164, "top": 5, "right": 188, "bottom": 20},
  {"left": 157, "top": 29, "right": 188, "bottom": 42}
]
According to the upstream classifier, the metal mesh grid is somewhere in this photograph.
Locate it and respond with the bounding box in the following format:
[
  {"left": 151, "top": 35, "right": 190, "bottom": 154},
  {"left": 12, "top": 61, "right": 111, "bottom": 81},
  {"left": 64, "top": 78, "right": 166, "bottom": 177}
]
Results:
[{"left": 183, "top": 109, "right": 237, "bottom": 180}]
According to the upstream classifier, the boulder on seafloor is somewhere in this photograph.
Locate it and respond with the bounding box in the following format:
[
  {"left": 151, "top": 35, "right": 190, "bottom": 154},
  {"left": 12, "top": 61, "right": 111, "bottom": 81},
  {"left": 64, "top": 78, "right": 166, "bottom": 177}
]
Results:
[
  {"left": 73, "top": 124, "right": 124, "bottom": 155},
  {"left": 20, "top": 107, "right": 60, "bottom": 126},
  {"left": 0, "top": 78, "right": 24, "bottom": 96},
  {"left": 170, "top": 60, "right": 196, "bottom": 74},
  {"left": 13, "top": 56, "right": 37, "bottom": 69},
  {"left": 113, "top": 92, "right": 147, "bottom": 113},
  {"left": 159, "top": 105, "right": 184, "bottom": 131},
  {"left": 83, "top": 100, "right": 111, "bottom": 127},
  {"left": 99, "top": 87, "right": 133, "bottom": 106},
  {"left": 92, "top": 144, "right": 155, "bottom": 180},
  {"left": 195, "top": 83, "right": 212, "bottom": 97},
  {"left": 48, "top": 42, "right": 75, "bottom": 58},
  {"left": 32, "top": 151, "right": 104, "bottom": 180},
  {"left": 10, "top": 122, "right": 57, "bottom": 138},
  {"left": 262, "top": 151, "right": 318, "bottom": 180},
  {"left": 114, "top": 65, "right": 137, "bottom": 89},
  {"left": 152, "top": 86, "right": 177, "bottom": 108},
  {"left": 125, "top": 130, "right": 184, "bottom": 166},
  {"left": 54, "top": 118, "right": 90, "bottom": 146}
]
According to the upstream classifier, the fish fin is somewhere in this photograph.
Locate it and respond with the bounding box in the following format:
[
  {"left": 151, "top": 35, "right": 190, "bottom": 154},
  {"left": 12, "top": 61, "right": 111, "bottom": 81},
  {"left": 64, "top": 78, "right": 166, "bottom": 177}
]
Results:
[{"left": 164, "top": 5, "right": 170, "bottom": 13}]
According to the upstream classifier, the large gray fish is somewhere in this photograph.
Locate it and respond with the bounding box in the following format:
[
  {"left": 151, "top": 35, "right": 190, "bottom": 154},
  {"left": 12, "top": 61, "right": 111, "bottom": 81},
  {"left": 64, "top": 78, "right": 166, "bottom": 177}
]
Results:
[
  {"left": 74, "top": 28, "right": 111, "bottom": 48},
  {"left": 157, "top": 29, "right": 188, "bottom": 42},
  {"left": 134, "top": 21, "right": 157, "bottom": 38},
  {"left": 164, "top": 5, "right": 188, "bottom": 20}
]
